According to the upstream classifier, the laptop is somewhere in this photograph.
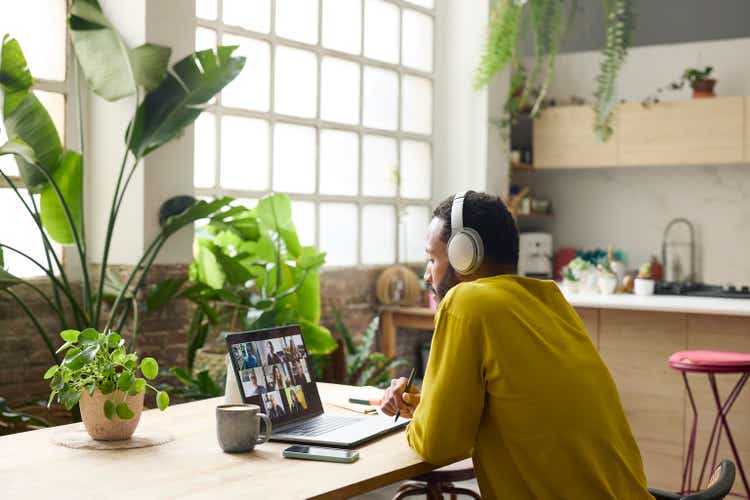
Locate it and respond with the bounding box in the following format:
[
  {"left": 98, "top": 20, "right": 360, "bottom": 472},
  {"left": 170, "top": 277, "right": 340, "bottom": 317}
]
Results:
[{"left": 226, "top": 325, "right": 409, "bottom": 448}]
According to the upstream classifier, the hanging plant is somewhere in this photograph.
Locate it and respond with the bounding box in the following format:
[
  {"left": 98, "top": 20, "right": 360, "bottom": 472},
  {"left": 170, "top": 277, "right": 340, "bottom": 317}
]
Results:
[{"left": 475, "top": 0, "right": 634, "bottom": 142}]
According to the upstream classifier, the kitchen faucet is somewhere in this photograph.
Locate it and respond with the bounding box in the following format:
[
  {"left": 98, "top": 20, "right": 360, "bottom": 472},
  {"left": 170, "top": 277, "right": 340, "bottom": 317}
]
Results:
[{"left": 661, "top": 218, "right": 696, "bottom": 284}]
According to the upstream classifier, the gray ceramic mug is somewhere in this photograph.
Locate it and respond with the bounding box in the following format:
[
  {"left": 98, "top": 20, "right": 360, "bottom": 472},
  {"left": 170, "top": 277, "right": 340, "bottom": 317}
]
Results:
[{"left": 216, "top": 404, "right": 272, "bottom": 453}]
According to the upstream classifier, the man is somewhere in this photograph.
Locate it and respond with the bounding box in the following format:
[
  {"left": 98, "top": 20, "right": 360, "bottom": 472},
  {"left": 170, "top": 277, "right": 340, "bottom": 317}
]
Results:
[
  {"left": 248, "top": 370, "right": 266, "bottom": 396},
  {"left": 382, "top": 191, "right": 651, "bottom": 499}
]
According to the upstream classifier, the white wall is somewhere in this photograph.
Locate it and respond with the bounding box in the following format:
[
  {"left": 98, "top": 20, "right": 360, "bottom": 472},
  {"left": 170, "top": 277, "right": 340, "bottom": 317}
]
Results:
[{"left": 514, "top": 37, "right": 750, "bottom": 285}]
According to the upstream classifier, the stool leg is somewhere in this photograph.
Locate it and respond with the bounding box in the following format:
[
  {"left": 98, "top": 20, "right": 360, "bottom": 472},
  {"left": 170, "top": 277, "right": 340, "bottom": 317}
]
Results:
[
  {"left": 442, "top": 486, "right": 482, "bottom": 499},
  {"left": 708, "top": 373, "right": 750, "bottom": 497},
  {"left": 682, "top": 372, "right": 699, "bottom": 494},
  {"left": 393, "top": 486, "right": 429, "bottom": 500},
  {"left": 707, "top": 373, "right": 745, "bottom": 477}
]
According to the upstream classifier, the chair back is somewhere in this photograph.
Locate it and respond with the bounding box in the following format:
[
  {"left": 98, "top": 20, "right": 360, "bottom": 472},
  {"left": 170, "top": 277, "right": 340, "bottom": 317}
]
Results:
[{"left": 682, "top": 460, "right": 735, "bottom": 500}]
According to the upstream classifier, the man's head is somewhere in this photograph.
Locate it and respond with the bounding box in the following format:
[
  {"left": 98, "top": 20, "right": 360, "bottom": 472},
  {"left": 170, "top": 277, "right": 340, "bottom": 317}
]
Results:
[
  {"left": 425, "top": 191, "right": 518, "bottom": 299},
  {"left": 250, "top": 371, "right": 258, "bottom": 384}
]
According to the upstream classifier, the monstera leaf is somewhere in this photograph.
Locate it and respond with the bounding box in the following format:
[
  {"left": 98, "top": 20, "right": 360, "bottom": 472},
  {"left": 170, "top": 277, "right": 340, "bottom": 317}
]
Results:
[
  {"left": 0, "top": 36, "right": 62, "bottom": 192},
  {"left": 69, "top": 0, "right": 171, "bottom": 100},
  {"left": 256, "top": 194, "right": 302, "bottom": 258},
  {"left": 127, "top": 46, "right": 245, "bottom": 158}
]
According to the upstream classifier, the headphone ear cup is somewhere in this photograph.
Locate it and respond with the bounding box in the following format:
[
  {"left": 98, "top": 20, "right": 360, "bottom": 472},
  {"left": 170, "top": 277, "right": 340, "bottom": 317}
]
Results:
[{"left": 448, "top": 229, "right": 484, "bottom": 275}]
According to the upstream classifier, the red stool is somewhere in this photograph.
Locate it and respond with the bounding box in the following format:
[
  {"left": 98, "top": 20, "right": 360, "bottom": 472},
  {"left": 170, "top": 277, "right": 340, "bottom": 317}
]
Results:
[{"left": 670, "top": 350, "right": 750, "bottom": 498}]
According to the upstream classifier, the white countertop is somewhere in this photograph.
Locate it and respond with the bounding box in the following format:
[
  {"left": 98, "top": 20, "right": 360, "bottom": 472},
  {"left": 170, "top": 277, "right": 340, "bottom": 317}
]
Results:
[{"left": 563, "top": 291, "right": 750, "bottom": 317}]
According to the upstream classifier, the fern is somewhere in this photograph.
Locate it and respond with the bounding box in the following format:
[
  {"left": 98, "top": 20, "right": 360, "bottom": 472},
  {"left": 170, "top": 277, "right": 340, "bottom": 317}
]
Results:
[
  {"left": 524, "top": 0, "right": 563, "bottom": 116},
  {"left": 474, "top": 0, "right": 523, "bottom": 89},
  {"left": 593, "top": 0, "right": 634, "bottom": 141}
]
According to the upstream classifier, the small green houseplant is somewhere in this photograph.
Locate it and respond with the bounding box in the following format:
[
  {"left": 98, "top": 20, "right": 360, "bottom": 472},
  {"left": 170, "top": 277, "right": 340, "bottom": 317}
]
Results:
[{"left": 45, "top": 328, "right": 169, "bottom": 440}]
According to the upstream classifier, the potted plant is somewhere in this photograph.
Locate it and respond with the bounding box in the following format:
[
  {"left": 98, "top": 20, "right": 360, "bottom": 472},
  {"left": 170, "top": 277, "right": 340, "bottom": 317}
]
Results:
[
  {"left": 561, "top": 260, "right": 581, "bottom": 294},
  {"left": 597, "top": 262, "right": 618, "bottom": 295},
  {"left": 683, "top": 66, "right": 716, "bottom": 97},
  {"left": 634, "top": 262, "right": 656, "bottom": 296},
  {"left": 45, "top": 329, "right": 169, "bottom": 440}
]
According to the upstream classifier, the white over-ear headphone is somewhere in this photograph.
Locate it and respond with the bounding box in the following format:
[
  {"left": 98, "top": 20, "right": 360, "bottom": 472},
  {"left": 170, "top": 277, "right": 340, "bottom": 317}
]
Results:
[{"left": 447, "top": 191, "right": 484, "bottom": 275}]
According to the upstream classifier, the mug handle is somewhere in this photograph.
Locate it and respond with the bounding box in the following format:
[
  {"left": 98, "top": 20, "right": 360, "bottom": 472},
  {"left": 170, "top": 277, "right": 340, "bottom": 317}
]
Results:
[{"left": 257, "top": 413, "right": 272, "bottom": 445}]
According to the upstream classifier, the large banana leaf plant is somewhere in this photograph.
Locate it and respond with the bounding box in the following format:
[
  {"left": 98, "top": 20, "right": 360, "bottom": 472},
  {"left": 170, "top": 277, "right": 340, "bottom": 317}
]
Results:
[{"left": 0, "top": 0, "right": 245, "bottom": 368}]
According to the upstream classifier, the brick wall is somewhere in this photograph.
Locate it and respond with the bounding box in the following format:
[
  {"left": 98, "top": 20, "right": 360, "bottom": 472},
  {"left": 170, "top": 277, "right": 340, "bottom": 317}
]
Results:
[{"left": 0, "top": 263, "right": 433, "bottom": 407}]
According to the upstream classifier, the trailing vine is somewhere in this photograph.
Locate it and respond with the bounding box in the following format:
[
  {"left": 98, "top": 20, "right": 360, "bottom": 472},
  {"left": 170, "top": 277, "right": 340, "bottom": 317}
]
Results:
[{"left": 475, "top": 0, "right": 634, "bottom": 142}]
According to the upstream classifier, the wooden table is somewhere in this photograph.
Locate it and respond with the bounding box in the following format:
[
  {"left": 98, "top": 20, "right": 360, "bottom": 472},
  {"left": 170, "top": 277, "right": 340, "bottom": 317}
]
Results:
[
  {"left": 0, "top": 383, "right": 435, "bottom": 499},
  {"left": 379, "top": 306, "right": 435, "bottom": 361}
]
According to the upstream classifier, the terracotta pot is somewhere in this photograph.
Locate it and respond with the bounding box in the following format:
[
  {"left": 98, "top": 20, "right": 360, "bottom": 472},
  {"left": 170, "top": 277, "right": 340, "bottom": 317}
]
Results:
[
  {"left": 691, "top": 78, "right": 716, "bottom": 98},
  {"left": 79, "top": 389, "right": 144, "bottom": 441}
]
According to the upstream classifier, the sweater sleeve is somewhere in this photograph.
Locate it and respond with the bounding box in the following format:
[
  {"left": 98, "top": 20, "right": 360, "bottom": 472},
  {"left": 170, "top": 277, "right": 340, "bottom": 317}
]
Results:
[{"left": 406, "top": 308, "right": 485, "bottom": 465}]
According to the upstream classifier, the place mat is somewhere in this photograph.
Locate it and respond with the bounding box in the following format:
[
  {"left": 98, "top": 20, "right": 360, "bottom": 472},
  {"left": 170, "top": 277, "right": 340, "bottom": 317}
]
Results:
[{"left": 52, "top": 425, "right": 174, "bottom": 450}]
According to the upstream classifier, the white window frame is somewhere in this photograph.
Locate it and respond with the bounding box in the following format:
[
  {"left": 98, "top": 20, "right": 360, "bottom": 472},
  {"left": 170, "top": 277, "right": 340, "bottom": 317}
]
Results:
[{"left": 195, "top": 0, "right": 435, "bottom": 267}]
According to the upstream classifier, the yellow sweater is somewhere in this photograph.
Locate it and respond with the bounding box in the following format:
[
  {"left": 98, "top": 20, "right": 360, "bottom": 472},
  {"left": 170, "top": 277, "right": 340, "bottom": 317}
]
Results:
[{"left": 406, "top": 275, "right": 652, "bottom": 499}]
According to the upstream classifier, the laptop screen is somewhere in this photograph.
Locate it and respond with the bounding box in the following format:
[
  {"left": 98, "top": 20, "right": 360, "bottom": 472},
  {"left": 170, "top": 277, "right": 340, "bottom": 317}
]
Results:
[{"left": 226, "top": 325, "right": 324, "bottom": 426}]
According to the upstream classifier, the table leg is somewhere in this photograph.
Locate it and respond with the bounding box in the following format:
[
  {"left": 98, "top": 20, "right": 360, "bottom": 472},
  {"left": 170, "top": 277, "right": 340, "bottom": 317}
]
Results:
[{"left": 381, "top": 310, "right": 397, "bottom": 360}]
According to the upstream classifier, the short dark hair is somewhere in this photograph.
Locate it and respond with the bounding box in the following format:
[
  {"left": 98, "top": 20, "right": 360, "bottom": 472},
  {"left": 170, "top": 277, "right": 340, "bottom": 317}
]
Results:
[{"left": 432, "top": 191, "right": 519, "bottom": 269}]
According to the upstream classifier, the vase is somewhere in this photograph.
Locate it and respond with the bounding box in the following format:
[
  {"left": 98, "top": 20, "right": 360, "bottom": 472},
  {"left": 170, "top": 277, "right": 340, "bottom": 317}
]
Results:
[
  {"left": 598, "top": 275, "right": 618, "bottom": 295},
  {"left": 691, "top": 79, "right": 716, "bottom": 98},
  {"left": 79, "top": 389, "right": 144, "bottom": 441}
]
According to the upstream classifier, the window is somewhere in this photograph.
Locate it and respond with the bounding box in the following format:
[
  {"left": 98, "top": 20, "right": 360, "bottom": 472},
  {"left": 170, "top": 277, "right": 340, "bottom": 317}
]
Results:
[
  {"left": 0, "top": 1, "right": 67, "bottom": 277},
  {"left": 194, "top": 0, "right": 435, "bottom": 266}
]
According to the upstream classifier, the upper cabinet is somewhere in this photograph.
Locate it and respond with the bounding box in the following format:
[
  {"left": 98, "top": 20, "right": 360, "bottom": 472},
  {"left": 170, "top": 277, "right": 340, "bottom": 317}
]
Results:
[
  {"left": 533, "top": 105, "right": 618, "bottom": 168},
  {"left": 532, "top": 96, "right": 748, "bottom": 169}
]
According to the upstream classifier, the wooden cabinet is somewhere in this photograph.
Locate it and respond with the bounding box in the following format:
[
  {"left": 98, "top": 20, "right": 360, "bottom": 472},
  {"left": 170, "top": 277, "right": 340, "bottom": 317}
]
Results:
[
  {"left": 744, "top": 97, "right": 750, "bottom": 162},
  {"left": 532, "top": 106, "right": 618, "bottom": 168},
  {"left": 598, "top": 310, "right": 688, "bottom": 491},
  {"left": 618, "top": 97, "right": 744, "bottom": 166}
]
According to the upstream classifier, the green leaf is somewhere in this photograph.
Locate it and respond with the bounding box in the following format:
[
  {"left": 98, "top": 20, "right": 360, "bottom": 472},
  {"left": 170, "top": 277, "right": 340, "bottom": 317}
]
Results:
[
  {"left": 257, "top": 194, "right": 302, "bottom": 257},
  {"left": 194, "top": 243, "right": 225, "bottom": 290},
  {"left": 170, "top": 367, "right": 194, "bottom": 385},
  {"left": 129, "top": 43, "right": 171, "bottom": 91},
  {"left": 64, "top": 350, "right": 85, "bottom": 371},
  {"left": 39, "top": 151, "right": 83, "bottom": 245},
  {"left": 43, "top": 365, "right": 59, "bottom": 380},
  {"left": 298, "top": 319, "right": 337, "bottom": 355},
  {"left": 117, "top": 372, "right": 134, "bottom": 392},
  {"left": 127, "top": 46, "right": 245, "bottom": 158},
  {"left": 60, "top": 389, "right": 82, "bottom": 411},
  {"left": 0, "top": 267, "right": 22, "bottom": 289},
  {"left": 115, "top": 402, "right": 134, "bottom": 419},
  {"left": 69, "top": 0, "right": 136, "bottom": 101},
  {"left": 55, "top": 341, "right": 72, "bottom": 354},
  {"left": 0, "top": 37, "right": 63, "bottom": 192},
  {"left": 106, "top": 332, "right": 122, "bottom": 348},
  {"left": 161, "top": 197, "right": 234, "bottom": 237},
  {"left": 103, "top": 399, "right": 115, "bottom": 420},
  {"left": 78, "top": 328, "right": 99, "bottom": 345},
  {"left": 140, "top": 357, "right": 158, "bottom": 380},
  {"left": 133, "top": 378, "right": 146, "bottom": 393},
  {"left": 156, "top": 391, "right": 169, "bottom": 411},
  {"left": 0, "top": 136, "right": 35, "bottom": 163},
  {"left": 50, "top": 371, "right": 64, "bottom": 391},
  {"left": 102, "top": 267, "right": 132, "bottom": 301},
  {"left": 60, "top": 329, "right": 80, "bottom": 343},
  {"left": 145, "top": 277, "right": 187, "bottom": 313},
  {"left": 99, "top": 379, "right": 115, "bottom": 395}
]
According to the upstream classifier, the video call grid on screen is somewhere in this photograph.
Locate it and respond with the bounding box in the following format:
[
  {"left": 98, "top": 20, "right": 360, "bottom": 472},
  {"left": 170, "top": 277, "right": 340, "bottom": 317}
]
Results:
[{"left": 227, "top": 325, "right": 322, "bottom": 426}]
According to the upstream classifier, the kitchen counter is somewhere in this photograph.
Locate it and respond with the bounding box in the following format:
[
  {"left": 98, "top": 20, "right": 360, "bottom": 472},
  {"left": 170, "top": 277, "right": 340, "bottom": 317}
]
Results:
[{"left": 563, "top": 291, "right": 750, "bottom": 317}]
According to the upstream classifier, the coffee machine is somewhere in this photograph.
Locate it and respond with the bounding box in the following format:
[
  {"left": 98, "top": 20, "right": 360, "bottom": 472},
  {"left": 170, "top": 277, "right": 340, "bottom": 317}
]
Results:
[{"left": 518, "top": 232, "right": 553, "bottom": 279}]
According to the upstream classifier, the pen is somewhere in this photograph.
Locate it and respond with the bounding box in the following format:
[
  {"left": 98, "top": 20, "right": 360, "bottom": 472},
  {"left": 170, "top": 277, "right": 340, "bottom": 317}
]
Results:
[
  {"left": 348, "top": 398, "right": 382, "bottom": 406},
  {"left": 395, "top": 368, "right": 417, "bottom": 423}
]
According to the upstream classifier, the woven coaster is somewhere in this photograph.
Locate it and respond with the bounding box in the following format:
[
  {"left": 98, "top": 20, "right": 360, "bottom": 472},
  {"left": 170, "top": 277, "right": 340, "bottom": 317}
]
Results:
[{"left": 52, "top": 425, "right": 174, "bottom": 450}]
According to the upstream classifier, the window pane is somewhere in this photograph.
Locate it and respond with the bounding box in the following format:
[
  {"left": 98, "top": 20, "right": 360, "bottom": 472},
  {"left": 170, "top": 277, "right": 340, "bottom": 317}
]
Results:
[
  {"left": 0, "top": 0, "right": 66, "bottom": 80},
  {"left": 319, "top": 203, "right": 358, "bottom": 266},
  {"left": 405, "top": 0, "right": 434, "bottom": 8},
  {"left": 400, "top": 140, "right": 431, "bottom": 199},
  {"left": 319, "top": 129, "right": 358, "bottom": 195},
  {"left": 363, "top": 0, "right": 400, "bottom": 64},
  {"left": 274, "top": 46, "right": 318, "bottom": 118},
  {"left": 222, "top": 35, "right": 270, "bottom": 111},
  {"left": 402, "top": 9, "right": 433, "bottom": 72},
  {"left": 291, "top": 200, "right": 316, "bottom": 247},
  {"left": 322, "top": 0, "right": 362, "bottom": 55},
  {"left": 275, "top": 0, "right": 319, "bottom": 44},
  {"left": 196, "top": 0, "right": 217, "bottom": 20},
  {"left": 0, "top": 189, "right": 59, "bottom": 278},
  {"left": 194, "top": 112, "right": 216, "bottom": 188},
  {"left": 273, "top": 123, "right": 316, "bottom": 194},
  {"left": 362, "top": 135, "right": 397, "bottom": 197},
  {"left": 362, "top": 66, "right": 398, "bottom": 131},
  {"left": 399, "top": 205, "right": 429, "bottom": 263},
  {"left": 195, "top": 27, "right": 217, "bottom": 51},
  {"left": 224, "top": 0, "right": 271, "bottom": 33},
  {"left": 362, "top": 205, "right": 396, "bottom": 264},
  {"left": 220, "top": 116, "right": 270, "bottom": 190},
  {"left": 320, "top": 57, "right": 360, "bottom": 125},
  {"left": 35, "top": 90, "right": 65, "bottom": 144},
  {"left": 402, "top": 75, "right": 432, "bottom": 135}
]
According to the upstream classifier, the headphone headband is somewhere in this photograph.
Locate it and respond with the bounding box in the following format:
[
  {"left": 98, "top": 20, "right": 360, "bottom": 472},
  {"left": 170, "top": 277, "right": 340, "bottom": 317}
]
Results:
[{"left": 451, "top": 191, "right": 466, "bottom": 235}]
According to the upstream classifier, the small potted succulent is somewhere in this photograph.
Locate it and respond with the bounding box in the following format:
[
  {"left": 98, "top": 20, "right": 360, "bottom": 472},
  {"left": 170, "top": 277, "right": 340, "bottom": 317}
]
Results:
[
  {"left": 683, "top": 66, "right": 716, "bottom": 97},
  {"left": 634, "top": 262, "right": 656, "bottom": 296},
  {"left": 597, "top": 261, "right": 618, "bottom": 295},
  {"left": 45, "top": 329, "right": 170, "bottom": 441}
]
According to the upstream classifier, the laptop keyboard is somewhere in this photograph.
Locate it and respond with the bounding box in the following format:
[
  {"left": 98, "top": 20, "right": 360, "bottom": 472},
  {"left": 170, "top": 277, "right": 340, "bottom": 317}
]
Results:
[{"left": 282, "top": 416, "right": 360, "bottom": 437}]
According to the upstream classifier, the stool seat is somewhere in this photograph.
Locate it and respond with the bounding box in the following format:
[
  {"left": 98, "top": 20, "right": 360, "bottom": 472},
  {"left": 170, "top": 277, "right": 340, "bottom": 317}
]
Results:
[{"left": 669, "top": 350, "right": 750, "bottom": 373}]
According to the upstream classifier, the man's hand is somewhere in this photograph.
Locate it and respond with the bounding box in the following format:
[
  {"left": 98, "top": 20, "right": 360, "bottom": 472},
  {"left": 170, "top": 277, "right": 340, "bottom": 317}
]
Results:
[{"left": 381, "top": 377, "right": 421, "bottom": 419}]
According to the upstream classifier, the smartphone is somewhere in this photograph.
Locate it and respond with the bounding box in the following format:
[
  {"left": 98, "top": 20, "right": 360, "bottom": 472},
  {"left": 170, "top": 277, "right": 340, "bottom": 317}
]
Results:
[{"left": 282, "top": 445, "right": 359, "bottom": 463}]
